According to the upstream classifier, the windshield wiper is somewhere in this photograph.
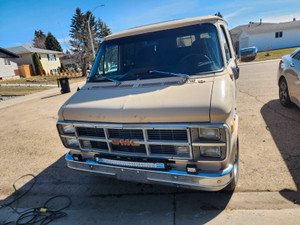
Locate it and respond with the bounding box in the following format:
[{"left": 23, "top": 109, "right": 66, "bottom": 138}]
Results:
[
  {"left": 92, "top": 74, "right": 121, "bottom": 86},
  {"left": 148, "top": 70, "right": 190, "bottom": 80}
]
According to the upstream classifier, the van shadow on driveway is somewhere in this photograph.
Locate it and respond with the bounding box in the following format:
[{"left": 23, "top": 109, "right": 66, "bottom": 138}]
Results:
[
  {"left": 0, "top": 156, "right": 233, "bottom": 224},
  {"left": 261, "top": 100, "right": 300, "bottom": 204}
]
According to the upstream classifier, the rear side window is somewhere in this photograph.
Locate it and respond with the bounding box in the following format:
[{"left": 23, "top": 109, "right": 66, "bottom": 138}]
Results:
[
  {"left": 220, "top": 26, "right": 232, "bottom": 63},
  {"left": 292, "top": 50, "right": 300, "bottom": 61}
]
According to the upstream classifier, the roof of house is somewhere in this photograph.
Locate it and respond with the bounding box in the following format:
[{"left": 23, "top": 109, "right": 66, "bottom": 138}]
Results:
[
  {"left": 0, "top": 47, "right": 19, "bottom": 58},
  {"left": 104, "top": 15, "right": 226, "bottom": 41},
  {"left": 5, "top": 46, "right": 63, "bottom": 55},
  {"left": 231, "top": 20, "right": 300, "bottom": 35}
]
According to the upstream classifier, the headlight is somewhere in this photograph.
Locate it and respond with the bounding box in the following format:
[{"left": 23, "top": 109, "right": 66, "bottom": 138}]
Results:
[
  {"left": 200, "top": 146, "right": 221, "bottom": 158},
  {"left": 61, "top": 124, "right": 75, "bottom": 134},
  {"left": 64, "top": 138, "right": 79, "bottom": 147},
  {"left": 199, "top": 128, "right": 220, "bottom": 140}
]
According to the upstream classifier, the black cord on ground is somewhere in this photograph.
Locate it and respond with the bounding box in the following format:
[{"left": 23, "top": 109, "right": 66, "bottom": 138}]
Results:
[
  {"left": 16, "top": 195, "right": 72, "bottom": 225},
  {"left": 1, "top": 174, "right": 37, "bottom": 212},
  {"left": 0, "top": 174, "right": 72, "bottom": 225}
]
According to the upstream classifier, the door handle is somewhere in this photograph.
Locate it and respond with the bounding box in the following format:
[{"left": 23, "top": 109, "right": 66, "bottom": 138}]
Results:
[{"left": 290, "top": 63, "right": 295, "bottom": 67}]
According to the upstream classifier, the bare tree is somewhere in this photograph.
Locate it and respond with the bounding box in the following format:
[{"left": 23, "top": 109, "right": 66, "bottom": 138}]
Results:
[{"left": 33, "top": 30, "right": 46, "bottom": 49}]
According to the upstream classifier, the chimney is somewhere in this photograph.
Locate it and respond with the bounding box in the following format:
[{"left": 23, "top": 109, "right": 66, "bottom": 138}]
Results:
[{"left": 260, "top": 18, "right": 262, "bottom": 24}]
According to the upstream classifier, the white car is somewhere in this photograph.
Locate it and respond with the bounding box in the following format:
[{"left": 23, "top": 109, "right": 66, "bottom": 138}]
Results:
[{"left": 278, "top": 48, "right": 300, "bottom": 108}]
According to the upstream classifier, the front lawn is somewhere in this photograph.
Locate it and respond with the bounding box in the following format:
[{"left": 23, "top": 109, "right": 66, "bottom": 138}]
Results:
[{"left": 254, "top": 46, "right": 300, "bottom": 61}]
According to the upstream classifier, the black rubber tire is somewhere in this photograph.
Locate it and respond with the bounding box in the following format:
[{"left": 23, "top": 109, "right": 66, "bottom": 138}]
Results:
[
  {"left": 279, "top": 78, "right": 292, "bottom": 107},
  {"left": 225, "top": 138, "right": 239, "bottom": 191}
]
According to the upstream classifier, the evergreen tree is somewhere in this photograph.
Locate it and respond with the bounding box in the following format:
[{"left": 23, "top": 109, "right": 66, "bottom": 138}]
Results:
[
  {"left": 32, "top": 53, "right": 44, "bottom": 75},
  {"left": 45, "top": 32, "right": 63, "bottom": 52},
  {"left": 97, "top": 17, "right": 112, "bottom": 43},
  {"left": 33, "top": 30, "right": 46, "bottom": 49},
  {"left": 60, "top": 62, "right": 67, "bottom": 72}
]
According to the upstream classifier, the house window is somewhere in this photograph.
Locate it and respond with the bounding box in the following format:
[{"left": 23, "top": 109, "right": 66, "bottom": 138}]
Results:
[
  {"left": 38, "top": 54, "right": 41, "bottom": 60},
  {"left": 275, "top": 31, "right": 283, "bottom": 38},
  {"left": 47, "top": 54, "right": 57, "bottom": 61},
  {"left": 4, "top": 58, "right": 11, "bottom": 65}
]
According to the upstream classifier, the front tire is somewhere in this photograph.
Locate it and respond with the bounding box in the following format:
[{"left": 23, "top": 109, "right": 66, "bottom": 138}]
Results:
[{"left": 279, "top": 78, "right": 292, "bottom": 107}]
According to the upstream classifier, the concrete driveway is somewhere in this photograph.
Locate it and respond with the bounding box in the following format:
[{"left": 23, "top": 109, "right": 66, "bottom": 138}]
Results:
[{"left": 0, "top": 61, "right": 299, "bottom": 224}]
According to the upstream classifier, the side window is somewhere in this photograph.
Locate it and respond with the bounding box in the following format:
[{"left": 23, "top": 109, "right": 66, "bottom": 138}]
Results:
[
  {"left": 98, "top": 44, "right": 119, "bottom": 75},
  {"left": 292, "top": 50, "right": 300, "bottom": 61},
  {"left": 220, "top": 26, "right": 232, "bottom": 63}
]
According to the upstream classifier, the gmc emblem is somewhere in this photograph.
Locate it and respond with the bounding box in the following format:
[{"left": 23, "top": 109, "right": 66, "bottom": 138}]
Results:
[{"left": 111, "top": 139, "right": 140, "bottom": 147}]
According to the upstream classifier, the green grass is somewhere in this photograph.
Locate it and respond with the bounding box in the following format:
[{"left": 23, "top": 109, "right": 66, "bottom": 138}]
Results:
[{"left": 254, "top": 46, "right": 300, "bottom": 62}]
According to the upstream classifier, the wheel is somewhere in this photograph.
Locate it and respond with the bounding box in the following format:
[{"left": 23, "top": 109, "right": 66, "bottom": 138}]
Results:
[
  {"left": 225, "top": 138, "right": 239, "bottom": 191},
  {"left": 279, "top": 78, "right": 292, "bottom": 107}
]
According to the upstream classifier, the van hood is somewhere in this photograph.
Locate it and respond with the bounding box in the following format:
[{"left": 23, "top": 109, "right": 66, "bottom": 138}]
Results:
[{"left": 60, "top": 78, "right": 213, "bottom": 123}]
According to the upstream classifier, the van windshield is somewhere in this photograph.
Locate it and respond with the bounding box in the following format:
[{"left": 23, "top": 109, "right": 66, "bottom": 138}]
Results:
[{"left": 88, "top": 23, "right": 223, "bottom": 83}]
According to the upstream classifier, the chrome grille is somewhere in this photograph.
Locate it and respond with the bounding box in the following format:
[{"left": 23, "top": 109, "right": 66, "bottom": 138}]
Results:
[
  {"left": 73, "top": 125, "right": 191, "bottom": 159},
  {"left": 147, "top": 129, "right": 187, "bottom": 141},
  {"left": 111, "top": 144, "right": 147, "bottom": 154},
  {"left": 150, "top": 145, "right": 176, "bottom": 155},
  {"left": 90, "top": 141, "right": 109, "bottom": 150},
  {"left": 77, "top": 127, "right": 105, "bottom": 137},
  {"left": 108, "top": 129, "right": 144, "bottom": 139}
]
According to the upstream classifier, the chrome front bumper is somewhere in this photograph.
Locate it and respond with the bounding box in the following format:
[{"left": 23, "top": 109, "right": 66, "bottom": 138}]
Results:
[{"left": 65, "top": 153, "right": 233, "bottom": 191}]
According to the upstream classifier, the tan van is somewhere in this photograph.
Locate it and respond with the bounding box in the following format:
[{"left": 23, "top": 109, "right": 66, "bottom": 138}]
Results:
[{"left": 57, "top": 16, "right": 239, "bottom": 191}]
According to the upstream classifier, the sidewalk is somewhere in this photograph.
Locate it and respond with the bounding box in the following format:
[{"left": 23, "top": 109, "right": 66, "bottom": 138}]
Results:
[{"left": 1, "top": 192, "right": 300, "bottom": 225}]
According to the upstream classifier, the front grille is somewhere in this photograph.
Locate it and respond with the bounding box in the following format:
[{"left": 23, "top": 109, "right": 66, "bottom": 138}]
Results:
[
  {"left": 150, "top": 145, "right": 176, "bottom": 155},
  {"left": 147, "top": 129, "right": 188, "bottom": 141},
  {"left": 74, "top": 125, "right": 191, "bottom": 158},
  {"left": 90, "top": 141, "right": 109, "bottom": 150},
  {"left": 108, "top": 129, "right": 144, "bottom": 139},
  {"left": 77, "top": 127, "right": 105, "bottom": 138},
  {"left": 111, "top": 144, "right": 147, "bottom": 154}
]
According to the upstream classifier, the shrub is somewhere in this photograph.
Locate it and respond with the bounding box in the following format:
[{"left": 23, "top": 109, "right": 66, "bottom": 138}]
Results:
[{"left": 32, "top": 53, "right": 44, "bottom": 75}]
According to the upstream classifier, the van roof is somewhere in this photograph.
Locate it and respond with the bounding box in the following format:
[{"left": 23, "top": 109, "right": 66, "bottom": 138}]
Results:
[{"left": 103, "top": 15, "right": 226, "bottom": 41}]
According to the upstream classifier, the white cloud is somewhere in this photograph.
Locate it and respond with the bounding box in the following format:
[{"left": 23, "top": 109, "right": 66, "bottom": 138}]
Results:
[{"left": 224, "top": 8, "right": 250, "bottom": 20}]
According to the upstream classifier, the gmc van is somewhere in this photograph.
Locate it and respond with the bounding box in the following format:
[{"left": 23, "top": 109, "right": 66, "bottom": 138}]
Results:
[{"left": 57, "top": 16, "right": 239, "bottom": 191}]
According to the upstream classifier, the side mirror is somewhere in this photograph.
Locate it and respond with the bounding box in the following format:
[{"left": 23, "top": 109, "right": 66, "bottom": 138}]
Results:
[{"left": 232, "top": 66, "right": 239, "bottom": 80}]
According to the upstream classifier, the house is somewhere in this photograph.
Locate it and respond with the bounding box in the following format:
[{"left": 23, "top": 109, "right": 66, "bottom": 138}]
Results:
[
  {"left": 5, "top": 46, "right": 62, "bottom": 75},
  {"left": 59, "top": 53, "right": 79, "bottom": 71},
  {"left": 0, "top": 47, "right": 19, "bottom": 80},
  {"left": 231, "top": 19, "right": 300, "bottom": 52}
]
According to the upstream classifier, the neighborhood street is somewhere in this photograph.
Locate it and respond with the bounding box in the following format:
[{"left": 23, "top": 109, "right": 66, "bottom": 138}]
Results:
[{"left": 0, "top": 60, "right": 300, "bottom": 224}]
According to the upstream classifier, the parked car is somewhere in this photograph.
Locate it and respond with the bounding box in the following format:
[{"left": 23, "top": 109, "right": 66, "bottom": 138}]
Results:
[
  {"left": 240, "top": 47, "right": 257, "bottom": 62},
  {"left": 57, "top": 16, "right": 240, "bottom": 191},
  {"left": 278, "top": 48, "right": 300, "bottom": 108}
]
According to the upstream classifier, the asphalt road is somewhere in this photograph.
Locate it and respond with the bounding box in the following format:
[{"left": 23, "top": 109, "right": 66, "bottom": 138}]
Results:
[{"left": 0, "top": 60, "right": 300, "bottom": 224}]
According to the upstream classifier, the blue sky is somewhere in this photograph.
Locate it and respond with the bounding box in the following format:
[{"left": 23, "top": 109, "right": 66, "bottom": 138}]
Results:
[{"left": 1, "top": 0, "right": 300, "bottom": 51}]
